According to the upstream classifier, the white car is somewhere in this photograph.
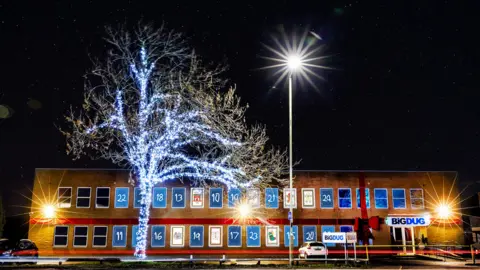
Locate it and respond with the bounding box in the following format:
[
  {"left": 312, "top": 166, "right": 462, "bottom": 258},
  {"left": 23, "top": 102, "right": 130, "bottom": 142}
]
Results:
[{"left": 298, "top": 241, "right": 328, "bottom": 259}]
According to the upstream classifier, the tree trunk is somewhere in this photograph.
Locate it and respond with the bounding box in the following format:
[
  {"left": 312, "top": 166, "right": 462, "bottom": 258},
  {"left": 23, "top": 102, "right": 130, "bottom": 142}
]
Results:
[{"left": 134, "top": 181, "right": 153, "bottom": 258}]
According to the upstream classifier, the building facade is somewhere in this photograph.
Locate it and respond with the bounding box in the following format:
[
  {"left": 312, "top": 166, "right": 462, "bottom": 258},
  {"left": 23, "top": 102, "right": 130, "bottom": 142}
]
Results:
[{"left": 28, "top": 169, "right": 464, "bottom": 257}]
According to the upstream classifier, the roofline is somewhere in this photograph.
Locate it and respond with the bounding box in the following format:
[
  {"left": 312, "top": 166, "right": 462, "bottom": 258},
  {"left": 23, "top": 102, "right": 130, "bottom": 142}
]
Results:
[{"left": 35, "top": 168, "right": 458, "bottom": 173}]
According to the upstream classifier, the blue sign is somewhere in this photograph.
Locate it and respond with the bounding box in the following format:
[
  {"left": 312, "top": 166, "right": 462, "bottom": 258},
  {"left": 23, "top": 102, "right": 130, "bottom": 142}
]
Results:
[
  {"left": 209, "top": 188, "right": 223, "bottom": 208},
  {"left": 265, "top": 188, "right": 279, "bottom": 208},
  {"left": 151, "top": 225, "right": 166, "bottom": 247},
  {"left": 228, "top": 226, "right": 242, "bottom": 247},
  {"left": 172, "top": 187, "right": 186, "bottom": 208},
  {"left": 114, "top": 187, "right": 129, "bottom": 208},
  {"left": 246, "top": 226, "right": 261, "bottom": 247},
  {"left": 152, "top": 187, "right": 167, "bottom": 208},
  {"left": 228, "top": 188, "right": 241, "bottom": 207},
  {"left": 189, "top": 226, "right": 204, "bottom": 247},
  {"left": 303, "top": 226, "right": 317, "bottom": 242},
  {"left": 131, "top": 225, "right": 139, "bottom": 247},
  {"left": 284, "top": 225, "right": 298, "bottom": 247},
  {"left": 320, "top": 188, "right": 334, "bottom": 208},
  {"left": 321, "top": 225, "right": 335, "bottom": 247},
  {"left": 288, "top": 211, "right": 292, "bottom": 221},
  {"left": 112, "top": 225, "right": 127, "bottom": 247},
  {"left": 134, "top": 187, "right": 142, "bottom": 208}
]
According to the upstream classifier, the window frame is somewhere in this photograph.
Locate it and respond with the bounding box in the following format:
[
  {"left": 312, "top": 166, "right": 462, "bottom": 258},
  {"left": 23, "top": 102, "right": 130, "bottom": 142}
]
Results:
[
  {"left": 73, "top": 226, "right": 88, "bottom": 248},
  {"left": 190, "top": 187, "right": 205, "bottom": 209},
  {"left": 114, "top": 187, "right": 129, "bottom": 208},
  {"left": 374, "top": 188, "right": 389, "bottom": 209},
  {"left": 58, "top": 187, "right": 72, "bottom": 208},
  {"left": 133, "top": 187, "right": 142, "bottom": 208},
  {"left": 95, "top": 187, "right": 111, "bottom": 209},
  {"left": 209, "top": 187, "right": 223, "bottom": 209},
  {"left": 188, "top": 225, "right": 204, "bottom": 248},
  {"left": 228, "top": 188, "right": 242, "bottom": 208},
  {"left": 247, "top": 188, "right": 260, "bottom": 208},
  {"left": 112, "top": 225, "right": 128, "bottom": 248},
  {"left": 171, "top": 187, "right": 186, "bottom": 209},
  {"left": 227, "top": 225, "right": 242, "bottom": 248},
  {"left": 319, "top": 188, "right": 334, "bottom": 209},
  {"left": 53, "top": 225, "right": 69, "bottom": 248},
  {"left": 339, "top": 225, "right": 354, "bottom": 232},
  {"left": 170, "top": 225, "right": 186, "bottom": 247},
  {"left": 152, "top": 187, "right": 167, "bottom": 208},
  {"left": 392, "top": 188, "right": 407, "bottom": 209},
  {"left": 208, "top": 225, "right": 223, "bottom": 247},
  {"left": 283, "top": 188, "right": 297, "bottom": 209},
  {"left": 410, "top": 188, "right": 425, "bottom": 209},
  {"left": 301, "top": 188, "right": 316, "bottom": 209},
  {"left": 92, "top": 226, "right": 108, "bottom": 248},
  {"left": 356, "top": 188, "right": 371, "bottom": 209},
  {"left": 265, "top": 188, "right": 279, "bottom": 209},
  {"left": 76, "top": 187, "right": 91, "bottom": 208},
  {"left": 338, "top": 188, "right": 352, "bottom": 209}
]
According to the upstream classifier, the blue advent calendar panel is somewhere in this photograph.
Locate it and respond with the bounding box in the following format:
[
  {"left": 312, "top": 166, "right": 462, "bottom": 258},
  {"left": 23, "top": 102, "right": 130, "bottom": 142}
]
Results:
[
  {"left": 320, "top": 188, "right": 334, "bottom": 208},
  {"left": 246, "top": 226, "right": 261, "bottom": 247},
  {"left": 189, "top": 226, "right": 204, "bottom": 247},
  {"left": 284, "top": 225, "right": 298, "bottom": 247},
  {"left": 134, "top": 187, "right": 142, "bottom": 208},
  {"left": 114, "top": 187, "right": 129, "bottom": 208},
  {"left": 228, "top": 226, "right": 242, "bottom": 247},
  {"left": 321, "top": 225, "right": 335, "bottom": 247},
  {"left": 228, "top": 188, "right": 241, "bottom": 207},
  {"left": 172, "top": 187, "right": 186, "bottom": 208},
  {"left": 131, "top": 225, "right": 139, "bottom": 247},
  {"left": 152, "top": 187, "right": 167, "bottom": 208},
  {"left": 265, "top": 188, "right": 279, "bottom": 208},
  {"left": 209, "top": 188, "right": 223, "bottom": 208},
  {"left": 302, "top": 226, "right": 317, "bottom": 242},
  {"left": 151, "top": 225, "right": 165, "bottom": 247},
  {"left": 112, "top": 225, "right": 127, "bottom": 247}
]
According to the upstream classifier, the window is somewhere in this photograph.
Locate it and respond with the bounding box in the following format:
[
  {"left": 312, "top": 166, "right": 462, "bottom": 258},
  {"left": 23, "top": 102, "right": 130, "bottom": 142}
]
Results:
[
  {"left": 338, "top": 188, "right": 352, "bottom": 208},
  {"left": 190, "top": 188, "right": 204, "bottom": 208},
  {"left": 189, "top": 225, "right": 204, "bottom": 247},
  {"left": 374, "top": 189, "right": 388, "bottom": 209},
  {"left": 114, "top": 187, "right": 129, "bottom": 208},
  {"left": 93, "top": 226, "right": 108, "bottom": 247},
  {"left": 171, "top": 187, "right": 186, "bottom": 208},
  {"left": 265, "top": 188, "right": 279, "bottom": 209},
  {"left": 134, "top": 187, "right": 142, "bottom": 208},
  {"left": 321, "top": 225, "right": 335, "bottom": 247},
  {"left": 228, "top": 188, "right": 241, "bottom": 208},
  {"left": 112, "top": 225, "right": 127, "bottom": 247},
  {"left": 356, "top": 188, "right": 370, "bottom": 208},
  {"left": 302, "top": 188, "right": 315, "bottom": 208},
  {"left": 320, "top": 188, "right": 334, "bottom": 208},
  {"left": 73, "top": 226, "right": 88, "bottom": 247},
  {"left": 392, "top": 189, "right": 406, "bottom": 209},
  {"left": 209, "top": 188, "right": 223, "bottom": 208},
  {"left": 340, "top": 225, "right": 353, "bottom": 233},
  {"left": 410, "top": 188, "right": 424, "bottom": 209},
  {"left": 58, "top": 187, "right": 72, "bottom": 208},
  {"left": 53, "top": 226, "right": 69, "bottom": 247},
  {"left": 96, "top": 187, "right": 110, "bottom": 208},
  {"left": 283, "top": 188, "right": 297, "bottom": 208},
  {"left": 76, "top": 187, "right": 91, "bottom": 208},
  {"left": 152, "top": 187, "right": 167, "bottom": 208},
  {"left": 247, "top": 188, "right": 260, "bottom": 208}
]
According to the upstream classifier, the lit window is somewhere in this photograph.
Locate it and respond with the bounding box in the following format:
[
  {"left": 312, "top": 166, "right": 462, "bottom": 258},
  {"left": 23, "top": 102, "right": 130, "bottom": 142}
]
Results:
[
  {"left": 340, "top": 225, "right": 353, "bottom": 233},
  {"left": 356, "top": 188, "right": 370, "bottom": 208},
  {"left": 392, "top": 189, "right": 406, "bottom": 209},
  {"left": 53, "top": 226, "right": 69, "bottom": 247},
  {"left": 76, "top": 187, "right": 91, "bottom": 208},
  {"left": 58, "top": 187, "right": 72, "bottom": 208},
  {"left": 410, "top": 188, "right": 424, "bottom": 209},
  {"left": 338, "top": 188, "right": 352, "bottom": 208},
  {"left": 93, "top": 226, "right": 108, "bottom": 247},
  {"left": 374, "top": 188, "right": 388, "bottom": 209},
  {"left": 96, "top": 187, "right": 110, "bottom": 208},
  {"left": 73, "top": 226, "right": 88, "bottom": 247}
]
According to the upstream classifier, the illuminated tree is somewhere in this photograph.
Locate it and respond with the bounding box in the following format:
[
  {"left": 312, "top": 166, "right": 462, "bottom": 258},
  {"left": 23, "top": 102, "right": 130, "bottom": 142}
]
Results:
[{"left": 62, "top": 24, "right": 288, "bottom": 258}]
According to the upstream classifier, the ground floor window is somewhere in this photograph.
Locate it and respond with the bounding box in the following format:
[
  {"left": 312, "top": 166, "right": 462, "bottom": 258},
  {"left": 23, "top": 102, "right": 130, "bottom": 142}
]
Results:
[
  {"left": 53, "top": 226, "right": 68, "bottom": 247},
  {"left": 93, "top": 226, "right": 108, "bottom": 247},
  {"left": 73, "top": 226, "right": 88, "bottom": 247}
]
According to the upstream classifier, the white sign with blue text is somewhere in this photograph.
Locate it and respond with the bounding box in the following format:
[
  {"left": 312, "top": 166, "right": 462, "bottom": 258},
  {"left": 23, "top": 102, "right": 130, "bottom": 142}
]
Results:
[
  {"left": 385, "top": 216, "right": 430, "bottom": 227},
  {"left": 322, "top": 232, "right": 347, "bottom": 244}
]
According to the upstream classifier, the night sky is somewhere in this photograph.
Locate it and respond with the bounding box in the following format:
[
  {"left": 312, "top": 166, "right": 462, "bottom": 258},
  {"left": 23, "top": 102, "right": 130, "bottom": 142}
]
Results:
[{"left": 0, "top": 0, "right": 479, "bottom": 215}]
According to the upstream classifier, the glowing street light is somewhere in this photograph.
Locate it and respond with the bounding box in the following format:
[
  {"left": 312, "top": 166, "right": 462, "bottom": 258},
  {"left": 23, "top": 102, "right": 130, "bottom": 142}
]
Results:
[
  {"left": 42, "top": 204, "right": 56, "bottom": 219},
  {"left": 436, "top": 204, "right": 452, "bottom": 219},
  {"left": 237, "top": 203, "right": 252, "bottom": 218}
]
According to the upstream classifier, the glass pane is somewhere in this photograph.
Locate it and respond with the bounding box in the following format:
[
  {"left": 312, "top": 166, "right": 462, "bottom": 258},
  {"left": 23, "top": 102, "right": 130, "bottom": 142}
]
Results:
[
  {"left": 93, "top": 236, "right": 106, "bottom": 246},
  {"left": 392, "top": 189, "right": 404, "bottom": 198},
  {"left": 339, "top": 198, "right": 351, "bottom": 208},
  {"left": 339, "top": 189, "right": 351, "bottom": 198},
  {"left": 77, "top": 198, "right": 90, "bottom": 208},
  {"left": 411, "top": 198, "right": 424, "bottom": 209},
  {"left": 55, "top": 226, "right": 68, "bottom": 235},
  {"left": 96, "top": 198, "right": 109, "bottom": 207},
  {"left": 75, "top": 227, "right": 88, "bottom": 236},
  {"left": 375, "top": 189, "right": 387, "bottom": 199},
  {"left": 54, "top": 236, "right": 67, "bottom": 246},
  {"left": 59, "top": 187, "right": 71, "bottom": 197},
  {"left": 356, "top": 188, "right": 370, "bottom": 208},
  {"left": 94, "top": 226, "right": 107, "bottom": 235},
  {"left": 78, "top": 188, "right": 90, "bottom": 197},
  {"left": 74, "top": 236, "right": 87, "bottom": 246},
  {"left": 97, "top": 188, "right": 110, "bottom": 197},
  {"left": 393, "top": 198, "right": 406, "bottom": 208},
  {"left": 376, "top": 198, "right": 388, "bottom": 208},
  {"left": 340, "top": 226, "right": 353, "bottom": 232},
  {"left": 410, "top": 189, "right": 423, "bottom": 199}
]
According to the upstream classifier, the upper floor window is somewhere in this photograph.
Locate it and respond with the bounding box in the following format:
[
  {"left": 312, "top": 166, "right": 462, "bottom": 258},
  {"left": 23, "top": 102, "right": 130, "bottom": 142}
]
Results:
[
  {"left": 374, "top": 188, "right": 388, "bottom": 209},
  {"left": 356, "top": 188, "right": 370, "bottom": 208},
  {"left": 76, "top": 187, "right": 91, "bottom": 208},
  {"left": 410, "top": 188, "right": 424, "bottom": 209},
  {"left": 392, "top": 188, "right": 406, "bottom": 209},
  {"left": 96, "top": 187, "right": 110, "bottom": 208},
  {"left": 338, "top": 188, "right": 352, "bottom": 209},
  {"left": 58, "top": 187, "right": 72, "bottom": 208}
]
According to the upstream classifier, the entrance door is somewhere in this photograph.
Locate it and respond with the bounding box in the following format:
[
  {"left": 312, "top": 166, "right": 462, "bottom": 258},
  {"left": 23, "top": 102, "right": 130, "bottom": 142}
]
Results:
[{"left": 390, "top": 227, "right": 415, "bottom": 254}]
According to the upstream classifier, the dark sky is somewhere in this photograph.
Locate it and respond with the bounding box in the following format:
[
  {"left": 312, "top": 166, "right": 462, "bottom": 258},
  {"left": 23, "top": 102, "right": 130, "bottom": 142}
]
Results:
[{"left": 0, "top": 0, "right": 479, "bottom": 215}]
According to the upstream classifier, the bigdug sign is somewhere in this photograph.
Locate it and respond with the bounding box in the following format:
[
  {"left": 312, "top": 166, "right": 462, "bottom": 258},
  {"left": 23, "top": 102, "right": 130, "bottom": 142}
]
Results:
[
  {"left": 322, "top": 232, "right": 347, "bottom": 243},
  {"left": 385, "top": 216, "right": 431, "bottom": 227}
]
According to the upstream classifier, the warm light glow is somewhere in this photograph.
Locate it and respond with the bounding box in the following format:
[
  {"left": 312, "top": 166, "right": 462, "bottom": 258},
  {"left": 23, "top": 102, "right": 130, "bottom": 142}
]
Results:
[
  {"left": 42, "top": 204, "right": 56, "bottom": 219},
  {"left": 237, "top": 203, "right": 251, "bottom": 218},
  {"left": 436, "top": 204, "right": 451, "bottom": 219},
  {"left": 287, "top": 55, "right": 302, "bottom": 71}
]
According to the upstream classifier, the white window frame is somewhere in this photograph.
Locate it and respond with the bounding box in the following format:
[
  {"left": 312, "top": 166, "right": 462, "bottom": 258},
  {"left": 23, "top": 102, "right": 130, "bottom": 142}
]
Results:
[
  {"left": 189, "top": 225, "right": 204, "bottom": 248},
  {"left": 58, "top": 187, "right": 72, "bottom": 208},
  {"left": 170, "top": 225, "right": 186, "bottom": 247},
  {"left": 410, "top": 188, "right": 425, "bottom": 209},
  {"left": 302, "top": 225, "right": 317, "bottom": 242},
  {"left": 319, "top": 188, "right": 334, "bottom": 209},
  {"left": 73, "top": 226, "right": 88, "bottom": 248},
  {"left": 246, "top": 225, "right": 261, "bottom": 247},
  {"left": 209, "top": 187, "right": 224, "bottom": 209},
  {"left": 53, "top": 225, "right": 69, "bottom": 247},
  {"left": 247, "top": 188, "right": 260, "bottom": 208},
  {"left": 76, "top": 187, "right": 91, "bottom": 208},
  {"left": 338, "top": 188, "right": 352, "bottom": 209},
  {"left": 265, "top": 188, "right": 279, "bottom": 209},
  {"left": 356, "top": 188, "right": 371, "bottom": 209},
  {"left": 265, "top": 225, "right": 280, "bottom": 247},
  {"left": 190, "top": 187, "right": 205, "bottom": 208},
  {"left": 227, "top": 225, "right": 242, "bottom": 247},
  {"left": 114, "top": 187, "right": 129, "bottom": 208},
  {"left": 392, "top": 188, "right": 407, "bottom": 209},
  {"left": 134, "top": 187, "right": 142, "bottom": 208},
  {"left": 171, "top": 187, "right": 186, "bottom": 209},
  {"left": 374, "top": 188, "right": 389, "bottom": 209},
  {"left": 283, "top": 188, "right": 297, "bottom": 209},
  {"left": 95, "top": 187, "right": 110, "bottom": 208},
  {"left": 208, "top": 225, "right": 223, "bottom": 247},
  {"left": 92, "top": 226, "right": 108, "bottom": 248},
  {"left": 301, "top": 188, "right": 316, "bottom": 209},
  {"left": 112, "top": 225, "right": 128, "bottom": 248}
]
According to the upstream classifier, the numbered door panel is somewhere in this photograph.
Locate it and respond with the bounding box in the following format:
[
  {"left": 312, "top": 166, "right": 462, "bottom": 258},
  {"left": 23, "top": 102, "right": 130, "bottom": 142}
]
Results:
[
  {"left": 151, "top": 225, "right": 166, "bottom": 247},
  {"left": 227, "top": 225, "right": 242, "bottom": 247},
  {"left": 283, "top": 188, "right": 297, "bottom": 209},
  {"left": 302, "top": 226, "right": 317, "bottom": 243},
  {"left": 321, "top": 225, "right": 336, "bottom": 247},
  {"left": 190, "top": 188, "right": 205, "bottom": 208},
  {"left": 172, "top": 188, "right": 186, "bottom": 208},
  {"left": 131, "top": 225, "right": 139, "bottom": 247},
  {"left": 247, "top": 188, "right": 260, "bottom": 208},
  {"left": 170, "top": 226, "right": 185, "bottom": 247},
  {"left": 114, "top": 187, "right": 129, "bottom": 208},
  {"left": 284, "top": 225, "right": 299, "bottom": 247},
  {"left": 266, "top": 226, "right": 280, "bottom": 247},
  {"left": 189, "top": 226, "right": 204, "bottom": 247},
  {"left": 209, "top": 188, "right": 223, "bottom": 208},
  {"left": 320, "top": 188, "right": 334, "bottom": 208},
  {"left": 209, "top": 225, "right": 223, "bottom": 247},
  {"left": 228, "top": 188, "right": 241, "bottom": 207},
  {"left": 152, "top": 187, "right": 167, "bottom": 208},
  {"left": 134, "top": 187, "right": 142, "bottom": 208},
  {"left": 112, "top": 225, "right": 127, "bottom": 247},
  {"left": 265, "top": 188, "right": 279, "bottom": 209},
  {"left": 246, "top": 226, "right": 261, "bottom": 247}
]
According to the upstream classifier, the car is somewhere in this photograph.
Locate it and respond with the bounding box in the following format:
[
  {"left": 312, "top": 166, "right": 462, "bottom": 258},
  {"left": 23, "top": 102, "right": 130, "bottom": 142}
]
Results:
[
  {"left": 298, "top": 241, "right": 328, "bottom": 259},
  {"left": 0, "top": 239, "right": 12, "bottom": 254},
  {"left": 1, "top": 239, "right": 38, "bottom": 264}
]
